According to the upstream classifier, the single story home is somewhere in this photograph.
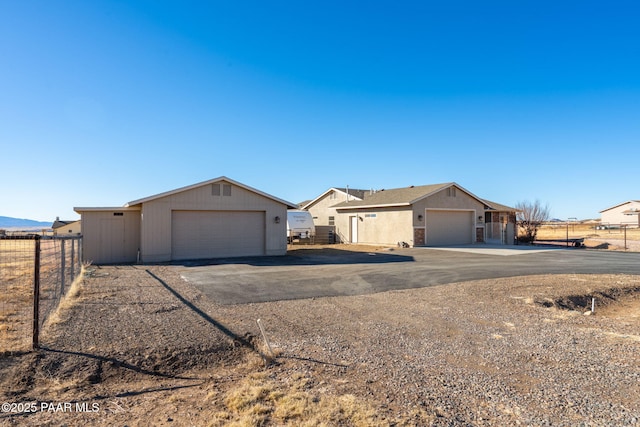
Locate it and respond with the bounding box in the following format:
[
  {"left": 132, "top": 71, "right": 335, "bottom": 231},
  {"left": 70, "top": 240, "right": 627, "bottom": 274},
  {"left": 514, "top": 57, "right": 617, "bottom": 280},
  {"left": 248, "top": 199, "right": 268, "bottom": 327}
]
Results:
[
  {"left": 303, "top": 183, "right": 516, "bottom": 246},
  {"left": 600, "top": 200, "right": 640, "bottom": 228},
  {"left": 75, "top": 177, "right": 296, "bottom": 264},
  {"left": 52, "top": 217, "right": 82, "bottom": 236}
]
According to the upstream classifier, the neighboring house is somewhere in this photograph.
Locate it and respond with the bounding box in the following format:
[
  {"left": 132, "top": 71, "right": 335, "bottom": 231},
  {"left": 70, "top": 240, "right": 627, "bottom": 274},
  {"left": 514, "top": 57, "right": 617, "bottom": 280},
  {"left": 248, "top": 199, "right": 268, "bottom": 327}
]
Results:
[
  {"left": 305, "top": 183, "right": 516, "bottom": 246},
  {"left": 75, "top": 177, "right": 297, "bottom": 264},
  {"left": 51, "top": 218, "right": 81, "bottom": 236},
  {"left": 600, "top": 201, "right": 640, "bottom": 228}
]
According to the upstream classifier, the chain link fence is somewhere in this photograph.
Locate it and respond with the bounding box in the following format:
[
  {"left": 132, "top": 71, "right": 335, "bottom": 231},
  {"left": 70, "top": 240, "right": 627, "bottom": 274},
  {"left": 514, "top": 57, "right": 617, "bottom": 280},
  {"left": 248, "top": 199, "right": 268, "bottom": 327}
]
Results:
[{"left": 0, "top": 235, "right": 82, "bottom": 352}]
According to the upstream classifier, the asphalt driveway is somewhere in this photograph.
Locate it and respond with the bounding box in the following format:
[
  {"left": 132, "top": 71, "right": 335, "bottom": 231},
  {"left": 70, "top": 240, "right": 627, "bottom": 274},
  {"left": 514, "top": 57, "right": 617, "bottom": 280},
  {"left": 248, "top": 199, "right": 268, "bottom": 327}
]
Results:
[{"left": 176, "top": 245, "right": 640, "bottom": 305}]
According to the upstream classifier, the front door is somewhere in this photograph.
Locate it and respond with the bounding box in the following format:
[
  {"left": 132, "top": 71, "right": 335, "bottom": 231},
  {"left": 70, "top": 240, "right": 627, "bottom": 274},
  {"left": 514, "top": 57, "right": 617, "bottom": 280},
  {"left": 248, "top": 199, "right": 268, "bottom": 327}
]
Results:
[{"left": 350, "top": 216, "right": 358, "bottom": 243}]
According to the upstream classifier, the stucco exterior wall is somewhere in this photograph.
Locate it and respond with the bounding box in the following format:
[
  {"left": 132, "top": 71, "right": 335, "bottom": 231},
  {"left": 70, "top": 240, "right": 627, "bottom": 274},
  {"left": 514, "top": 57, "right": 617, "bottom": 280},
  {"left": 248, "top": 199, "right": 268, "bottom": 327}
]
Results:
[
  {"left": 332, "top": 210, "right": 352, "bottom": 243},
  {"left": 139, "top": 180, "right": 287, "bottom": 262},
  {"left": 412, "top": 187, "right": 486, "bottom": 220},
  {"left": 410, "top": 187, "right": 484, "bottom": 244},
  {"left": 335, "top": 206, "right": 413, "bottom": 245},
  {"left": 307, "top": 189, "right": 363, "bottom": 243},
  {"left": 307, "top": 190, "right": 341, "bottom": 226}
]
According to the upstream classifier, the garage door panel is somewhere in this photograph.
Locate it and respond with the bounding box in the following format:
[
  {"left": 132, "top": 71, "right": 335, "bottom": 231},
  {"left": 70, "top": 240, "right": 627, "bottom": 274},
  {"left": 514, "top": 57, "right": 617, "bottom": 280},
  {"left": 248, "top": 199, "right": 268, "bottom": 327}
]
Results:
[
  {"left": 172, "top": 211, "right": 265, "bottom": 260},
  {"left": 426, "top": 210, "right": 472, "bottom": 246}
]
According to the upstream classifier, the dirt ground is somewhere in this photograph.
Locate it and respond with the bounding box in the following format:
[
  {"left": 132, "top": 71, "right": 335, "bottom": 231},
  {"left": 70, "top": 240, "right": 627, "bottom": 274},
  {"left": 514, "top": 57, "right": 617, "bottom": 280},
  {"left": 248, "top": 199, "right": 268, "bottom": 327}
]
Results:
[
  {"left": 0, "top": 245, "right": 639, "bottom": 426},
  {"left": 537, "top": 223, "right": 640, "bottom": 251}
]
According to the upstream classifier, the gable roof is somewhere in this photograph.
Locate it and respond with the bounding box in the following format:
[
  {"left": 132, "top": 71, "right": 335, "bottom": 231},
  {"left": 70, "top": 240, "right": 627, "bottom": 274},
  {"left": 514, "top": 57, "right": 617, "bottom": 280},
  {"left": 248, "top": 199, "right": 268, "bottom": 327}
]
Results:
[
  {"left": 301, "top": 187, "right": 368, "bottom": 210},
  {"left": 125, "top": 176, "right": 297, "bottom": 209},
  {"left": 331, "top": 182, "right": 489, "bottom": 210},
  {"left": 482, "top": 199, "right": 517, "bottom": 212},
  {"left": 333, "top": 188, "right": 369, "bottom": 201},
  {"left": 52, "top": 219, "right": 78, "bottom": 229},
  {"left": 600, "top": 200, "right": 640, "bottom": 213}
]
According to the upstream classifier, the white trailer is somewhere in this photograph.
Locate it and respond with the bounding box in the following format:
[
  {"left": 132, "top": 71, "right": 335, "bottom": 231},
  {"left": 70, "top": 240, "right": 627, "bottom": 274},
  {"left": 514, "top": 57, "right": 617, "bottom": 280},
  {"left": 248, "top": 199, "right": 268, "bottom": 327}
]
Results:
[{"left": 287, "top": 210, "right": 315, "bottom": 243}]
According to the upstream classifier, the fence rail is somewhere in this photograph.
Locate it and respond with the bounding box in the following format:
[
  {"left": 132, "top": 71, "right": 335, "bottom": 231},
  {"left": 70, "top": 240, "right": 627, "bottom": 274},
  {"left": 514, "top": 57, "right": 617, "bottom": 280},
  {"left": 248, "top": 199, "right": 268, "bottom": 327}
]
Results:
[{"left": 0, "top": 235, "right": 82, "bottom": 352}]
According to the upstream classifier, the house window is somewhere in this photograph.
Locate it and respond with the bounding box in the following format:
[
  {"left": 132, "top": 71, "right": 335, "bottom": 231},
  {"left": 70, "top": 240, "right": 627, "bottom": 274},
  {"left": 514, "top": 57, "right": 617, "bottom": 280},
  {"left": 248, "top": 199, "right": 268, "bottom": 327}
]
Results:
[
  {"left": 113, "top": 212, "right": 124, "bottom": 216},
  {"left": 365, "top": 214, "right": 377, "bottom": 218},
  {"left": 223, "top": 184, "right": 232, "bottom": 196},
  {"left": 446, "top": 187, "right": 456, "bottom": 197},
  {"left": 212, "top": 184, "right": 221, "bottom": 196},
  {"left": 328, "top": 216, "right": 335, "bottom": 226},
  {"left": 330, "top": 192, "right": 336, "bottom": 200}
]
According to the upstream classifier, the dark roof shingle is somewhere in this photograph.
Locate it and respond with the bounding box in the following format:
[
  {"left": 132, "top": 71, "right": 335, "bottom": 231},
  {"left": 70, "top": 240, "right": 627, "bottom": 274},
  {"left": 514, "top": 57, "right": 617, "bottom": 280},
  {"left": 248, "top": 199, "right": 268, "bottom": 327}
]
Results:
[{"left": 332, "top": 183, "right": 453, "bottom": 208}]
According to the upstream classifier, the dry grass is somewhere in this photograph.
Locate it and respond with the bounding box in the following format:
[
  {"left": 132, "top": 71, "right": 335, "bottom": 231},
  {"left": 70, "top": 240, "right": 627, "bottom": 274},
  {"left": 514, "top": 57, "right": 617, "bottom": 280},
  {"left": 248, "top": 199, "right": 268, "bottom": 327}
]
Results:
[
  {"left": 536, "top": 223, "right": 640, "bottom": 241},
  {"left": 209, "top": 371, "right": 385, "bottom": 427},
  {"left": 1, "top": 239, "right": 83, "bottom": 352},
  {"left": 42, "top": 264, "right": 87, "bottom": 332},
  {"left": 0, "top": 240, "right": 34, "bottom": 352}
]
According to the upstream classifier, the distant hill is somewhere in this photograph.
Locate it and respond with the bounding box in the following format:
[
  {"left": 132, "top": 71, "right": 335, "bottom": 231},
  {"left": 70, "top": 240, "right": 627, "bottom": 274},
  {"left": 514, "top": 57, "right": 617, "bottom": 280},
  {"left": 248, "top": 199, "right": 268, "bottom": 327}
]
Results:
[{"left": 0, "top": 216, "right": 52, "bottom": 229}]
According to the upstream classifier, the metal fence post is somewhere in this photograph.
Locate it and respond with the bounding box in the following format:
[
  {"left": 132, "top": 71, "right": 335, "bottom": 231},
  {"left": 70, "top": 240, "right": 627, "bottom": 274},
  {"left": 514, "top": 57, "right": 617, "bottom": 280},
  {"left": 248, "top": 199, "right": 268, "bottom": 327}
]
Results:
[
  {"left": 70, "top": 237, "right": 75, "bottom": 281},
  {"left": 78, "top": 237, "right": 83, "bottom": 267},
  {"left": 33, "top": 235, "right": 41, "bottom": 350},
  {"left": 60, "top": 239, "right": 66, "bottom": 294}
]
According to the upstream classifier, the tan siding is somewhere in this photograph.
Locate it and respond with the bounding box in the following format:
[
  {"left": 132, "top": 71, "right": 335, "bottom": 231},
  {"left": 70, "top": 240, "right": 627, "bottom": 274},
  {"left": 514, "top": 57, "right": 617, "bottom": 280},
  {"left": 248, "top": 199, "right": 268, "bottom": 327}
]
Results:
[
  {"left": 140, "top": 180, "right": 287, "bottom": 262},
  {"left": 171, "top": 211, "right": 265, "bottom": 259},
  {"left": 601, "top": 202, "right": 640, "bottom": 227},
  {"left": 53, "top": 221, "right": 81, "bottom": 236},
  {"left": 80, "top": 211, "right": 140, "bottom": 264}
]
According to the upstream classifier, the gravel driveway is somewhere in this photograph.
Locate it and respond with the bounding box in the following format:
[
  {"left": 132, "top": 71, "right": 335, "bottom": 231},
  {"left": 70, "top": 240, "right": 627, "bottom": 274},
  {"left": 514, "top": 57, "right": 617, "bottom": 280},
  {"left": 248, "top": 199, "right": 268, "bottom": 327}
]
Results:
[{"left": 0, "top": 248, "right": 638, "bottom": 426}]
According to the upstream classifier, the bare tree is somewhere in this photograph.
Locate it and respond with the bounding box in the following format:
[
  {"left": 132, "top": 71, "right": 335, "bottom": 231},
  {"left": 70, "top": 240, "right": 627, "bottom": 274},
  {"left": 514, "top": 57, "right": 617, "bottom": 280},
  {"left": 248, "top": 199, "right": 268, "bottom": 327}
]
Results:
[{"left": 516, "top": 200, "right": 550, "bottom": 243}]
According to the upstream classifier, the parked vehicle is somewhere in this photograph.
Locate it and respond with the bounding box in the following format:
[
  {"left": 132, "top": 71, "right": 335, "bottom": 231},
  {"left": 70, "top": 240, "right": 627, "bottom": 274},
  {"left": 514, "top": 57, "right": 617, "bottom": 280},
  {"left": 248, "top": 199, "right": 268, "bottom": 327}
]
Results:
[{"left": 287, "top": 210, "right": 315, "bottom": 243}]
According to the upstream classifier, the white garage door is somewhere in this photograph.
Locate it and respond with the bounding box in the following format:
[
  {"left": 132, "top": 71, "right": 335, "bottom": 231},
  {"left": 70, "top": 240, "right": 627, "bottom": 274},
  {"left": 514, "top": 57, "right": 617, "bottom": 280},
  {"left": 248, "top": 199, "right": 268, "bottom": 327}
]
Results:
[
  {"left": 426, "top": 210, "right": 473, "bottom": 246},
  {"left": 171, "top": 210, "right": 265, "bottom": 260}
]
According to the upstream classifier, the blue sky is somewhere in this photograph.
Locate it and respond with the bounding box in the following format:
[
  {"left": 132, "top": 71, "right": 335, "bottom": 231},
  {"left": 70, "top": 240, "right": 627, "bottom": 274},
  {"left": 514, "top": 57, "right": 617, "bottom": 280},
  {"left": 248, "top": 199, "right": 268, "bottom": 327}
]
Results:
[{"left": 1, "top": 1, "right": 639, "bottom": 221}]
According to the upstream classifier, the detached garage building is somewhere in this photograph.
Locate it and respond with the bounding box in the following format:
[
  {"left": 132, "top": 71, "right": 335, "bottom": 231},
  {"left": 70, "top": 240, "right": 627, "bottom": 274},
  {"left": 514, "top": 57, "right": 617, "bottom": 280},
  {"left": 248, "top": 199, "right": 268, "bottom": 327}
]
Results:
[{"left": 75, "top": 177, "right": 296, "bottom": 264}]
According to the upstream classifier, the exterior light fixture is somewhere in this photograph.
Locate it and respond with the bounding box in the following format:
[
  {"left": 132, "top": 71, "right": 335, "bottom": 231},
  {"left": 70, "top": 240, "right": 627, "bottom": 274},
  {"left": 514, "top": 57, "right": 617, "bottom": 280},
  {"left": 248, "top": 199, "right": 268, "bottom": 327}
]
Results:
[
  {"left": 418, "top": 214, "right": 423, "bottom": 221},
  {"left": 274, "top": 216, "right": 280, "bottom": 224}
]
